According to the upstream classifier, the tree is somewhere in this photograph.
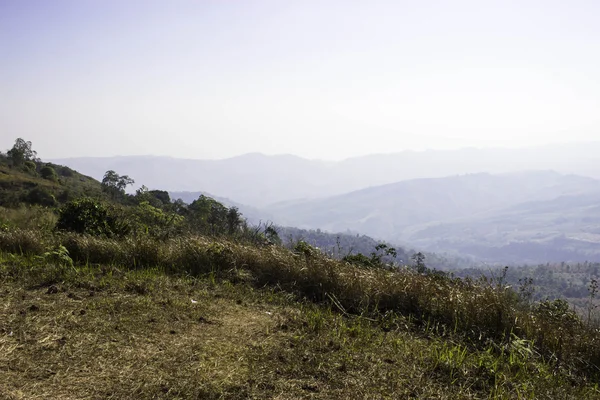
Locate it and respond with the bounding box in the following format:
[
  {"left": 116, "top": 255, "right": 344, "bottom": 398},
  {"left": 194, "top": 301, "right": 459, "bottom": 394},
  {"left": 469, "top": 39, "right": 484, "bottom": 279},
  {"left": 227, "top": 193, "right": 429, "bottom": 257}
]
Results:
[
  {"left": 264, "top": 224, "right": 282, "bottom": 245},
  {"left": 135, "top": 186, "right": 171, "bottom": 208},
  {"left": 187, "top": 195, "right": 238, "bottom": 235},
  {"left": 226, "top": 207, "right": 243, "bottom": 235},
  {"left": 412, "top": 252, "right": 427, "bottom": 273},
  {"left": 101, "top": 170, "right": 134, "bottom": 199},
  {"left": 7, "top": 138, "right": 38, "bottom": 167}
]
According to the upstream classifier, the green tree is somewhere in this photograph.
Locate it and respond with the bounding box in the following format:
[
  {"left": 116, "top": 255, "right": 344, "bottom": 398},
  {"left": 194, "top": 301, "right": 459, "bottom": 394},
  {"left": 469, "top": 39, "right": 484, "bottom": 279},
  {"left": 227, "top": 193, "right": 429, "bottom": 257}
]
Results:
[
  {"left": 101, "top": 170, "right": 134, "bottom": 199},
  {"left": 135, "top": 186, "right": 171, "bottom": 208},
  {"left": 7, "top": 138, "right": 38, "bottom": 167},
  {"left": 226, "top": 206, "right": 243, "bottom": 235},
  {"left": 264, "top": 224, "right": 282, "bottom": 245},
  {"left": 132, "top": 201, "right": 183, "bottom": 238},
  {"left": 187, "top": 195, "right": 235, "bottom": 235}
]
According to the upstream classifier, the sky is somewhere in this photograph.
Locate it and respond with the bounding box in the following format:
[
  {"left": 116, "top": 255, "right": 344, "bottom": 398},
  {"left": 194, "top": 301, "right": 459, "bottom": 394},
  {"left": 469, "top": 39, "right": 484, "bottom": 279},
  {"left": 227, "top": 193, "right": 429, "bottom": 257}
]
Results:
[{"left": 1, "top": 0, "right": 599, "bottom": 160}]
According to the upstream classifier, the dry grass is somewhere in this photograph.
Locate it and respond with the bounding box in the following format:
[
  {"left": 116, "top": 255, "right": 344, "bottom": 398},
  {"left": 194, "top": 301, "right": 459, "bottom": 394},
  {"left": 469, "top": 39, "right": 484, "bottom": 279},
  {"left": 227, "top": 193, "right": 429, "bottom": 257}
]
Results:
[
  {"left": 0, "top": 265, "right": 276, "bottom": 399},
  {"left": 1, "top": 254, "right": 600, "bottom": 399},
  {"left": 2, "top": 231, "right": 600, "bottom": 398},
  {"left": 2, "top": 231, "right": 600, "bottom": 377}
]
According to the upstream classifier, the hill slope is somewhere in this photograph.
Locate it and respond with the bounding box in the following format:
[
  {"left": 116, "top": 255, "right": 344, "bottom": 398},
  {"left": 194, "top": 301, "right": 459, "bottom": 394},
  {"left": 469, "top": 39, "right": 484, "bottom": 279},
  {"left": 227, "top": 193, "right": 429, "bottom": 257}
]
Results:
[{"left": 0, "top": 155, "right": 104, "bottom": 207}]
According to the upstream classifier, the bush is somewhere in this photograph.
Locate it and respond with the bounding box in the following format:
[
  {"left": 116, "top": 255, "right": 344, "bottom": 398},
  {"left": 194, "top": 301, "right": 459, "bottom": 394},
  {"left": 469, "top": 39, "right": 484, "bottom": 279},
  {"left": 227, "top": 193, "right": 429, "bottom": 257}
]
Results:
[
  {"left": 56, "top": 198, "right": 129, "bottom": 237},
  {"left": 40, "top": 165, "right": 58, "bottom": 181},
  {"left": 23, "top": 160, "right": 37, "bottom": 174},
  {"left": 23, "top": 187, "right": 58, "bottom": 207},
  {"left": 59, "top": 166, "right": 74, "bottom": 177}
]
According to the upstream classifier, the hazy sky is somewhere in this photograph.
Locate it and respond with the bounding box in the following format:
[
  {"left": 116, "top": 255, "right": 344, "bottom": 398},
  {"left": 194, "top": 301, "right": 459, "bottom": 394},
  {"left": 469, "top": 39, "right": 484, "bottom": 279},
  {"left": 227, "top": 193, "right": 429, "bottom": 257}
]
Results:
[{"left": 1, "top": 0, "right": 599, "bottom": 160}]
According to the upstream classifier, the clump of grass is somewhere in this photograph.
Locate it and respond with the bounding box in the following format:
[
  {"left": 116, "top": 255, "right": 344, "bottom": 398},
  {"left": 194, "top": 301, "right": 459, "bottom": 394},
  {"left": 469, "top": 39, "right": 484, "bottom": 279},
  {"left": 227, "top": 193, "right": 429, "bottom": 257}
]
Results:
[
  {"left": 60, "top": 233, "right": 126, "bottom": 265},
  {"left": 0, "top": 205, "right": 57, "bottom": 232},
  {"left": 0, "top": 229, "right": 48, "bottom": 255}
]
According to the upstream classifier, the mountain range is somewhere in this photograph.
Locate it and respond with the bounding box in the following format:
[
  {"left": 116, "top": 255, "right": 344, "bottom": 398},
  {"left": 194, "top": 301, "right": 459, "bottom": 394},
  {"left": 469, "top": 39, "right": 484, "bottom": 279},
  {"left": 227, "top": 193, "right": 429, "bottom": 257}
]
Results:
[{"left": 52, "top": 142, "right": 600, "bottom": 208}]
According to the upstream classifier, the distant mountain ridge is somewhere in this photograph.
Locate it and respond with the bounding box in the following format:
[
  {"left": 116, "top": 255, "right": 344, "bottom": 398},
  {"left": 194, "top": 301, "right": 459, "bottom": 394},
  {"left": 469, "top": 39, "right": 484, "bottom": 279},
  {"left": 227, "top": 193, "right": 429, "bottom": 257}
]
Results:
[{"left": 51, "top": 142, "right": 600, "bottom": 208}]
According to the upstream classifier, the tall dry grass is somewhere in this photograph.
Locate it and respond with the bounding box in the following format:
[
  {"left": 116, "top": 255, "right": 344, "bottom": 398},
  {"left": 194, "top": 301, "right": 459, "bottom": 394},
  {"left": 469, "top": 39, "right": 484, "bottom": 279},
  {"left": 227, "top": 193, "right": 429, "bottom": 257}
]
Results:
[{"left": 1, "top": 227, "right": 600, "bottom": 378}]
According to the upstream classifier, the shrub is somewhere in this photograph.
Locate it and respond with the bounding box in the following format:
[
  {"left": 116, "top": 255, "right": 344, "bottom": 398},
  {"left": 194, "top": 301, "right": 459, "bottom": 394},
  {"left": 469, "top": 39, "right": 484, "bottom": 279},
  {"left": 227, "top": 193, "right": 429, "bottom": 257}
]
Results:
[
  {"left": 131, "top": 201, "right": 184, "bottom": 239},
  {"left": 59, "top": 166, "right": 74, "bottom": 177},
  {"left": 40, "top": 165, "right": 58, "bottom": 181},
  {"left": 23, "top": 160, "right": 37, "bottom": 174},
  {"left": 23, "top": 187, "right": 58, "bottom": 207},
  {"left": 56, "top": 198, "right": 129, "bottom": 237}
]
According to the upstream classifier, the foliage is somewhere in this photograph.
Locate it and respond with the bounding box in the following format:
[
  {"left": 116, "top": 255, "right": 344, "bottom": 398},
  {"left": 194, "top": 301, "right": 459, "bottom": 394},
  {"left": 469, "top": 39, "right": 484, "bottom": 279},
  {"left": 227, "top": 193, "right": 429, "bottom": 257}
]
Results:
[
  {"left": 101, "top": 170, "right": 134, "bottom": 199},
  {"left": 41, "top": 244, "right": 74, "bottom": 268},
  {"left": 40, "top": 165, "right": 58, "bottom": 181},
  {"left": 58, "top": 165, "right": 74, "bottom": 177},
  {"left": 131, "top": 201, "right": 183, "bottom": 239},
  {"left": 56, "top": 198, "right": 129, "bottom": 237},
  {"left": 343, "top": 243, "right": 398, "bottom": 269},
  {"left": 134, "top": 185, "right": 171, "bottom": 207},
  {"left": 6, "top": 138, "right": 38, "bottom": 167},
  {"left": 23, "top": 160, "right": 38, "bottom": 174},
  {"left": 264, "top": 224, "right": 282, "bottom": 245},
  {"left": 412, "top": 251, "right": 427, "bottom": 273},
  {"left": 23, "top": 187, "right": 58, "bottom": 207},
  {"left": 186, "top": 195, "right": 244, "bottom": 236}
]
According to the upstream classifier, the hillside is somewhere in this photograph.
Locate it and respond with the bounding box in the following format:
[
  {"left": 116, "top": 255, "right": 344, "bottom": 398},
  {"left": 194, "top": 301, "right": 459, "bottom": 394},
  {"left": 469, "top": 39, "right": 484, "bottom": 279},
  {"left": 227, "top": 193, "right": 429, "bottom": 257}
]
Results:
[
  {"left": 51, "top": 141, "right": 600, "bottom": 208},
  {"left": 0, "top": 154, "right": 104, "bottom": 207}
]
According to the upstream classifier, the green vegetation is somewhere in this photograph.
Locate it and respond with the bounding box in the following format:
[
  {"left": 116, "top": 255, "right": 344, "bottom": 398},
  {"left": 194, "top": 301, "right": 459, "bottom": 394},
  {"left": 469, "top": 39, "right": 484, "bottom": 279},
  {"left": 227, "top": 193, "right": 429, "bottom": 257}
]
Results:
[{"left": 2, "top": 138, "right": 600, "bottom": 398}]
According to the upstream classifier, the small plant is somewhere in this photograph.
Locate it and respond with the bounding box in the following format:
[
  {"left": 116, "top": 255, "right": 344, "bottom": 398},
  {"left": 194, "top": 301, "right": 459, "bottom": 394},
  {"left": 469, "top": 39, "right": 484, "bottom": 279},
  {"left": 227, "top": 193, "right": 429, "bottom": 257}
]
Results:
[
  {"left": 41, "top": 244, "right": 74, "bottom": 268},
  {"left": 294, "top": 240, "right": 319, "bottom": 258},
  {"left": 518, "top": 277, "right": 535, "bottom": 304}
]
